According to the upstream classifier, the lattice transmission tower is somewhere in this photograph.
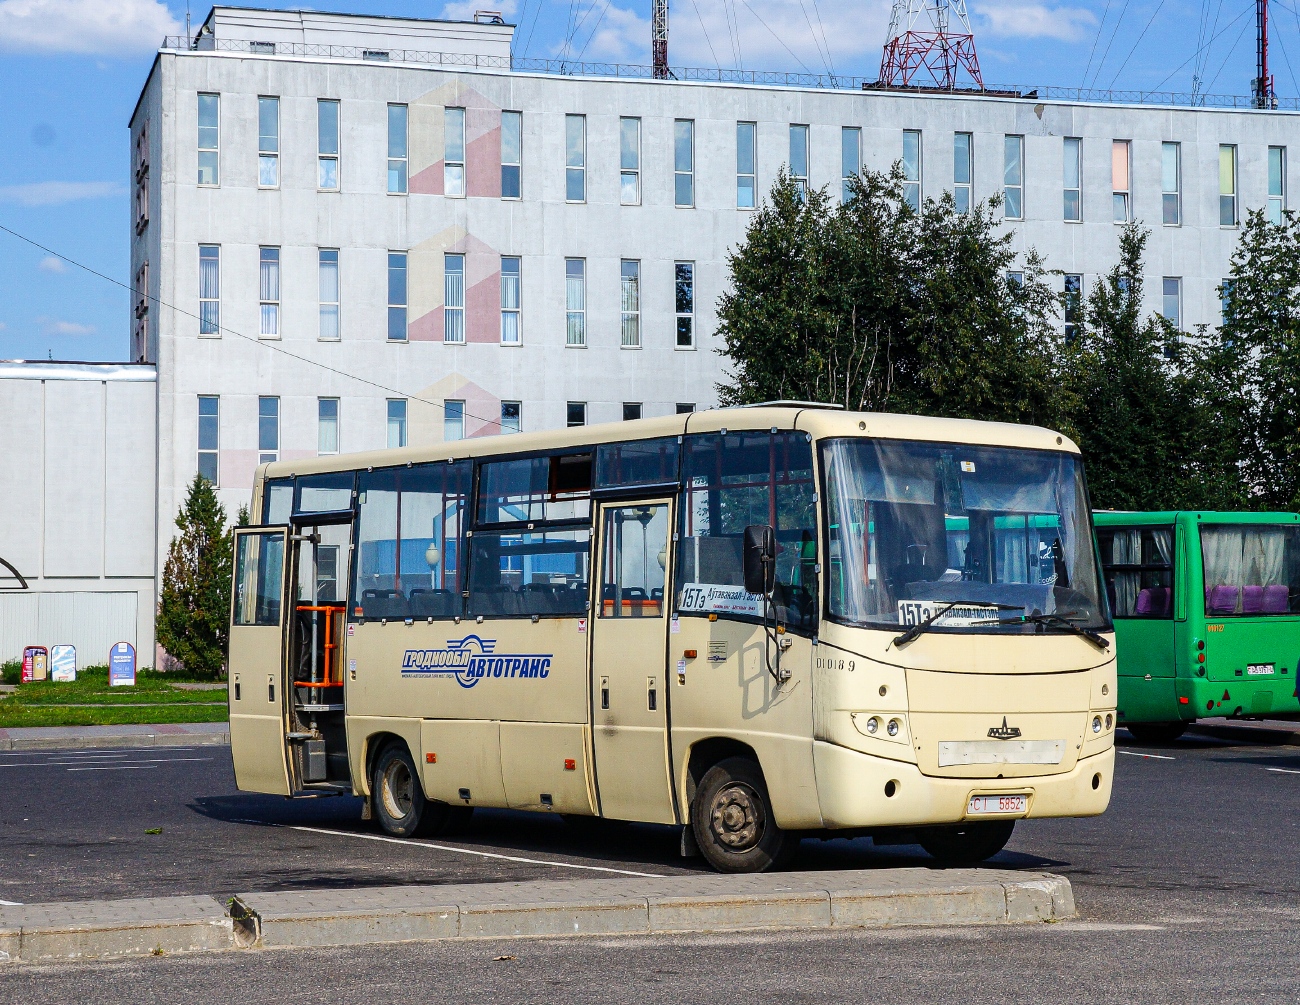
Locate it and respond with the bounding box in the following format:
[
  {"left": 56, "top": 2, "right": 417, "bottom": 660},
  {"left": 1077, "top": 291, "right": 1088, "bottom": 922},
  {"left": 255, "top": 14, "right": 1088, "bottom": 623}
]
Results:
[
  {"left": 879, "top": 0, "right": 983, "bottom": 89},
  {"left": 652, "top": 0, "right": 670, "bottom": 78}
]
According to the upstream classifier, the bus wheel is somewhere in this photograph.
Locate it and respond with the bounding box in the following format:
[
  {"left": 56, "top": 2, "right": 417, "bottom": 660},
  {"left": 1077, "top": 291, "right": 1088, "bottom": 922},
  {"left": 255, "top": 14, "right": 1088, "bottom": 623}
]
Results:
[
  {"left": 918, "top": 820, "right": 1015, "bottom": 866},
  {"left": 692, "top": 757, "right": 796, "bottom": 873},
  {"left": 1125, "top": 722, "right": 1187, "bottom": 744},
  {"left": 371, "top": 744, "right": 466, "bottom": 838}
]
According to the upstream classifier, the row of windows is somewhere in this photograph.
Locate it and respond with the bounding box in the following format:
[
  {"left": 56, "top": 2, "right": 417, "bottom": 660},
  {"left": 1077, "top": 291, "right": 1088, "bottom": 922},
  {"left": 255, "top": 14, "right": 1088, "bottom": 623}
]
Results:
[
  {"left": 195, "top": 396, "right": 698, "bottom": 484},
  {"left": 190, "top": 93, "right": 1289, "bottom": 224},
  {"left": 1046, "top": 272, "right": 1221, "bottom": 339},
  {"left": 195, "top": 246, "right": 697, "bottom": 347}
]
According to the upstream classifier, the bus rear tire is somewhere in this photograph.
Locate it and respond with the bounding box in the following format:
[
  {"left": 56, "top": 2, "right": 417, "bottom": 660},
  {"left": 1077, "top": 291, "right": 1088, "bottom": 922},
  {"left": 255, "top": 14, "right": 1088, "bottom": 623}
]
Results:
[
  {"left": 371, "top": 743, "right": 468, "bottom": 838},
  {"left": 1125, "top": 721, "right": 1187, "bottom": 744},
  {"left": 919, "top": 820, "right": 1015, "bottom": 866},
  {"left": 691, "top": 757, "right": 796, "bottom": 873}
]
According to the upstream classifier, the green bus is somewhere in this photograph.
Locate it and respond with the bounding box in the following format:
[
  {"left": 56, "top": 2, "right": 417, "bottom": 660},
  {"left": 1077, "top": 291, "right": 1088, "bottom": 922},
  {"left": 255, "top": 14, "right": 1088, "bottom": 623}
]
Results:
[{"left": 1093, "top": 511, "right": 1300, "bottom": 742}]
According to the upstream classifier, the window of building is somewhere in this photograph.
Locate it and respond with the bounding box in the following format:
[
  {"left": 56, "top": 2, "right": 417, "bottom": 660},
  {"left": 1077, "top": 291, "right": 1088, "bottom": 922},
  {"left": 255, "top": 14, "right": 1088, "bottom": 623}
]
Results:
[
  {"left": 566, "top": 114, "right": 586, "bottom": 202},
  {"left": 620, "top": 116, "right": 640, "bottom": 205},
  {"left": 258, "top": 396, "right": 279, "bottom": 464},
  {"left": 902, "top": 129, "right": 921, "bottom": 210},
  {"left": 1063, "top": 136, "right": 1082, "bottom": 222},
  {"left": 133, "top": 120, "right": 149, "bottom": 234},
  {"left": 622, "top": 402, "right": 642, "bottom": 421},
  {"left": 1162, "top": 277, "right": 1181, "bottom": 330},
  {"left": 788, "top": 123, "right": 809, "bottom": 198},
  {"left": 197, "top": 93, "right": 219, "bottom": 186},
  {"left": 199, "top": 245, "right": 219, "bottom": 336},
  {"left": 567, "top": 401, "right": 587, "bottom": 427},
  {"left": 953, "top": 132, "right": 972, "bottom": 213},
  {"left": 387, "top": 399, "right": 408, "bottom": 448},
  {"left": 737, "top": 121, "right": 757, "bottom": 209},
  {"left": 675, "top": 262, "right": 694, "bottom": 348},
  {"left": 388, "top": 252, "right": 407, "bottom": 341},
  {"left": 318, "top": 99, "right": 339, "bottom": 190},
  {"left": 318, "top": 398, "right": 339, "bottom": 454},
  {"left": 842, "top": 126, "right": 861, "bottom": 204},
  {"left": 388, "top": 103, "right": 408, "bottom": 194},
  {"left": 501, "top": 110, "right": 522, "bottom": 199},
  {"left": 501, "top": 400, "right": 521, "bottom": 434},
  {"left": 676, "top": 402, "right": 695, "bottom": 414},
  {"left": 1064, "top": 274, "right": 1082, "bottom": 341},
  {"left": 259, "top": 247, "right": 279, "bottom": 338},
  {"left": 444, "top": 106, "right": 465, "bottom": 197},
  {"left": 198, "top": 395, "right": 219, "bottom": 483},
  {"left": 1221, "top": 278, "right": 1235, "bottom": 322},
  {"left": 565, "top": 258, "right": 585, "bottom": 346},
  {"left": 132, "top": 261, "right": 149, "bottom": 360},
  {"left": 1220, "top": 144, "right": 1237, "bottom": 226},
  {"left": 1112, "top": 140, "right": 1131, "bottom": 223},
  {"left": 1007, "top": 271, "right": 1024, "bottom": 286},
  {"left": 620, "top": 259, "right": 640, "bottom": 347},
  {"left": 1004, "top": 135, "right": 1024, "bottom": 220},
  {"left": 1161, "top": 141, "right": 1181, "bottom": 225},
  {"left": 319, "top": 249, "right": 339, "bottom": 341},
  {"left": 257, "top": 96, "right": 278, "bottom": 187},
  {"left": 675, "top": 119, "right": 695, "bottom": 207},
  {"left": 444, "top": 254, "right": 465, "bottom": 343},
  {"left": 1269, "top": 146, "right": 1287, "bottom": 224},
  {"left": 444, "top": 399, "right": 465, "bottom": 441},
  {"left": 501, "top": 256, "right": 521, "bottom": 344}
]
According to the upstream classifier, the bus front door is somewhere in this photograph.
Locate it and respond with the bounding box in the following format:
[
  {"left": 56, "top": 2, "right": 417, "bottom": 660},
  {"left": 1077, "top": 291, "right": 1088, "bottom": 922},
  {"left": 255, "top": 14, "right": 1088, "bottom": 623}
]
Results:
[
  {"left": 229, "top": 526, "right": 292, "bottom": 795},
  {"left": 590, "top": 500, "right": 678, "bottom": 824}
]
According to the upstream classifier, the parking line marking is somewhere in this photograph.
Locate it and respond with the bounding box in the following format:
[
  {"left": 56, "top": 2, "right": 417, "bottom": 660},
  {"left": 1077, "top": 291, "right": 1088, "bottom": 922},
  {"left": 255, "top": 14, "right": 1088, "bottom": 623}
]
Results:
[
  {"left": 66, "top": 765, "right": 159, "bottom": 771},
  {"left": 0, "top": 900, "right": 23, "bottom": 906},
  {"left": 1265, "top": 767, "right": 1300, "bottom": 774},
  {"left": 1119, "top": 751, "right": 1175, "bottom": 760},
  {"left": 290, "top": 825, "right": 666, "bottom": 878}
]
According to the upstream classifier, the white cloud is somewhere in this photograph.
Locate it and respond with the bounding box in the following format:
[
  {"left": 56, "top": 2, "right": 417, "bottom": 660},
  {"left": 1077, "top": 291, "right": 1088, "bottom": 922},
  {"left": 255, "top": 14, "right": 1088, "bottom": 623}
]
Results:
[
  {"left": 0, "top": 181, "right": 125, "bottom": 206},
  {"left": 560, "top": 3, "right": 649, "bottom": 62},
  {"left": 0, "top": 0, "right": 178, "bottom": 56},
  {"left": 37, "top": 256, "right": 67, "bottom": 273},
  {"left": 37, "top": 316, "right": 95, "bottom": 335},
  {"left": 979, "top": 3, "right": 1096, "bottom": 42}
]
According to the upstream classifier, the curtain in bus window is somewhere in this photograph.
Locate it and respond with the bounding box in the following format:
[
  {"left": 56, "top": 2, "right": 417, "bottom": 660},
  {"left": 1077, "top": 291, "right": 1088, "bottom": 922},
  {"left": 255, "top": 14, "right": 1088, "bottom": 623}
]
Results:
[
  {"left": 466, "top": 529, "right": 590, "bottom": 617},
  {"left": 1111, "top": 528, "right": 1140, "bottom": 617},
  {"left": 1201, "top": 527, "right": 1245, "bottom": 614},
  {"left": 1201, "top": 524, "right": 1300, "bottom": 615},
  {"left": 1243, "top": 529, "right": 1286, "bottom": 587},
  {"left": 676, "top": 431, "right": 816, "bottom": 630}
]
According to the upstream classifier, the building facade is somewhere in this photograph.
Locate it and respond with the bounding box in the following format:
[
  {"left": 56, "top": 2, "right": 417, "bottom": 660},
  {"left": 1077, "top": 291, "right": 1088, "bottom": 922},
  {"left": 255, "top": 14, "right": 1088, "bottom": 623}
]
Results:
[{"left": 127, "top": 7, "right": 1296, "bottom": 622}]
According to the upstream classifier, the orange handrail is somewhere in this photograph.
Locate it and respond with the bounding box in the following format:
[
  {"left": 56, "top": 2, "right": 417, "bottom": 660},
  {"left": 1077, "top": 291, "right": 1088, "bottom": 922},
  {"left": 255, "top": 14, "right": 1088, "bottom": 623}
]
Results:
[{"left": 296, "top": 604, "right": 347, "bottom": 689}]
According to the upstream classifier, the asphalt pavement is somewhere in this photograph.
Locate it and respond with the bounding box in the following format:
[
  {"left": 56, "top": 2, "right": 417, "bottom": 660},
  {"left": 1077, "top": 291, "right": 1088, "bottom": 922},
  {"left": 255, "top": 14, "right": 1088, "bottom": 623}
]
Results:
[{"left": 1, "top": 731, "right": 1298, "bottom": 1001}]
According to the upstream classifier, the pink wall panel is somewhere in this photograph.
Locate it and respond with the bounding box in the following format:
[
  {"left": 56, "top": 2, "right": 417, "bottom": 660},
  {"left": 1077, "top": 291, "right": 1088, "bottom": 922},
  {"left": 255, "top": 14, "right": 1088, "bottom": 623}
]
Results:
[
  {"left": 467, "top": 124, "right": 501, "bottom": 198},
  {"left": 410, "top": 161, "right": 444, "bottom": 195},
  {"left": 466, "top": 273, "right": 500, "bottom": 343},
  {"left": 409, "top": 307, "right": 443, "bottom": 341}
]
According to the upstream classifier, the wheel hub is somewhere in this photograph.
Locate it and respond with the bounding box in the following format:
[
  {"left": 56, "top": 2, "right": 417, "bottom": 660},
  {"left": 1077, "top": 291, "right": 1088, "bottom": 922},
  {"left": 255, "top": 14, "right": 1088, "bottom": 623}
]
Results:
[
  {"left": 382, "top": 760, "right": 413, "bottom": 820},
  {"left": 710, "top": 782, "right": 764, "bottom": 850}
]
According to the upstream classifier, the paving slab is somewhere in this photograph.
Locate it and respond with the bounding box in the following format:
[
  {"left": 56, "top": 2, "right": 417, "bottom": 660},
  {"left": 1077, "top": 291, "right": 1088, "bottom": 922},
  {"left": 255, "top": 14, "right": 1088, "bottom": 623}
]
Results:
[
  {"left": 0, "top": 896, "right": 232, "bottom": 963},
  {"left": 0, "top": 721, "right": 229, "bottom": 751}
]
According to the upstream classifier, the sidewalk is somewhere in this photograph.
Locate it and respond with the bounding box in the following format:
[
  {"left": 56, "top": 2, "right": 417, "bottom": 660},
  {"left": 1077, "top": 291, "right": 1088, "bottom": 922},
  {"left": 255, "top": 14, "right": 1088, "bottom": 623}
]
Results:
[
  {"left": 0, "top": 868, "right": 1075, "bottom": 964},
  {"left": 0, "top": 721, "right": 229, "bottom": 752},
  {"left": 1186, "top": 717, "right": 1300, "bottom": 747}
]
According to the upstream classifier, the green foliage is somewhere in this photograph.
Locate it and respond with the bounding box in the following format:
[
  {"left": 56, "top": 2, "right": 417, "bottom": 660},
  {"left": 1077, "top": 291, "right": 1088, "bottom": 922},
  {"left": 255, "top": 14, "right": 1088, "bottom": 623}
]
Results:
[
  {"left": 717, "top": 168, "right": 1071, "bottom": 430},
  {"left": 1, "top": 659, "right": 20, "bottom": 686},
  {"left": 156, "top": 474, "right": 232, "bottom": 680}
]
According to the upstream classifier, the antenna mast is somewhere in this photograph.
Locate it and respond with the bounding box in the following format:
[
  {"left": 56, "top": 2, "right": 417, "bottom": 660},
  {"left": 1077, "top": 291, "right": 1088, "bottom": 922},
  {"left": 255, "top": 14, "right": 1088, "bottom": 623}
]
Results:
[
  {"left": 652, "top": 0, "right": 669, "bottom": 78},
  {"left": 879, "top": 0, "right": 983, "bottom": 89},
  {"left": 1254, "top": 0, "right": 1276, "bottom": 108}
]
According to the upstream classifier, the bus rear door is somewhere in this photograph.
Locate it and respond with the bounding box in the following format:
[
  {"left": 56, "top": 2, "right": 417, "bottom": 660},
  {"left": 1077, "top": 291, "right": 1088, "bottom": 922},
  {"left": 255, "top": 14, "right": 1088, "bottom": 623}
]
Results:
[{"left": 589, "top": 500, "right": 678, "bottom": 823}]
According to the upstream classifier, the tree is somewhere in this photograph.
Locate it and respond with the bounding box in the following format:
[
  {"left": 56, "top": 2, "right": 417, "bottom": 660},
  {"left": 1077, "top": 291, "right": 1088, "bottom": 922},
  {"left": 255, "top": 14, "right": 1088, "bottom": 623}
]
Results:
[
  {"left": 1068, "top": 222, "right": 1198, "bottom": 510},
  {"left": 716, "top": 168, "right": 1070, "bottom": 431},
  {"left": 157, "top": 474, "right": 233, "bottom": 679}
]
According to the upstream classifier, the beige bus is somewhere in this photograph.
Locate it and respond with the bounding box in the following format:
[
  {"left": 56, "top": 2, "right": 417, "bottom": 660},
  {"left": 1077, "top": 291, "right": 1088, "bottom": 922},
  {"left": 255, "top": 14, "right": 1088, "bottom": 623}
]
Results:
[{"left": 228, "top": 405, "right": 1116, "bottom": 872}]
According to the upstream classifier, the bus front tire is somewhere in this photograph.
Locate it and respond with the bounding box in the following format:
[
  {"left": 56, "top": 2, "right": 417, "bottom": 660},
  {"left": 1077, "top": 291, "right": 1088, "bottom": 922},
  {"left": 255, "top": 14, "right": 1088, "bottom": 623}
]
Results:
[
  {"left": 918, "top": 820, "right": 1015, "bottom": 865},
  {"left": 371, "top": 743, "right": 470, "bottom": 838},
  {"left": 691, "top": 757, "right": 798, "bottom": 873},
  {"left": 1124, "top": 721, "right": 1188, "bottom": 744}
]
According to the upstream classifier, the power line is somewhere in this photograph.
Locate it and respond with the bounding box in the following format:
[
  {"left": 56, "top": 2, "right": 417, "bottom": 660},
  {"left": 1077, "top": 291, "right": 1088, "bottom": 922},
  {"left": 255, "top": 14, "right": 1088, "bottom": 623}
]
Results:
[
  {"left": 574, "top": 0, "right": 614, "bottom": 61},
  {"left": 1089, "top": 0, "right": 1133, "bottom": 89},
  {"left": 735, "top": 0, "right": 814, "bottom": 74},
  {"left": 1150, "top": 4, "right": 1251, "bottom": 91},
  {"left": 809, "top": 0, "right": 836, "bottom": 77},
  {"left": 796, "top": 0, "right": 832, "bottom": 76},
  {"left": 1205, "top": 14, "right": 1253, "bottom": 91},
  {"left": 0, "top": 223, "right": 507, "bottom": 432},
  {"left": 1108, "top": 0, "right": 1170, "bottom": 87},
  {"left": 1081, "top": 0, "right": 1117, "bottom": 88},
  {"left": 688, "top": 0, "right": 722, "bottom": 69}
]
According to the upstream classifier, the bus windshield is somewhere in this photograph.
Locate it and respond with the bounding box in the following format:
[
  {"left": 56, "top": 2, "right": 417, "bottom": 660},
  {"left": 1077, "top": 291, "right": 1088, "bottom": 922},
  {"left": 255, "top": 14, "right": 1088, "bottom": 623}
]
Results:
[
  {"left": 1201, "top": 524, "right": 1300, "bottom": 616},
  {"left": 823, "top": 438, "right": 1106, "bottom": 632}
]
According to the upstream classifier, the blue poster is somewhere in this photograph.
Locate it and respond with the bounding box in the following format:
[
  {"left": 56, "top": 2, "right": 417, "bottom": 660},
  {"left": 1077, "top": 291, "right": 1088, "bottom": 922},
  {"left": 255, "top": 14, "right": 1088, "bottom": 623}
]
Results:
[
  {"left": 50, "top": 644, "right": 76, "bottom": 682},
  {"left": 109, "top": 642, "right": 136, "bottom": 687}
]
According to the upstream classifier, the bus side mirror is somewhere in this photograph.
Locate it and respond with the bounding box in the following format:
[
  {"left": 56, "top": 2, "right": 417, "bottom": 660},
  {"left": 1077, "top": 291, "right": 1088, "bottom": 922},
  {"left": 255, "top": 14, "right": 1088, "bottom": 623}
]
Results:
[{"left": 743, "top": 525, "right": 777, "bottom": 596}]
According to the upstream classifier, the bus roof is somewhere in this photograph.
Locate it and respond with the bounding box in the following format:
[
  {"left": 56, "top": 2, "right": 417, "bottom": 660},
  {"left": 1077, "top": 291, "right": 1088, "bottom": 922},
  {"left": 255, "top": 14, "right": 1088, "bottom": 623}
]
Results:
[
  {"left": 1093, "top": 510, "right": 1300, "bottom": 525},
  {"left": 258, "top": 405, "right": 1079, "bottom": 482}
]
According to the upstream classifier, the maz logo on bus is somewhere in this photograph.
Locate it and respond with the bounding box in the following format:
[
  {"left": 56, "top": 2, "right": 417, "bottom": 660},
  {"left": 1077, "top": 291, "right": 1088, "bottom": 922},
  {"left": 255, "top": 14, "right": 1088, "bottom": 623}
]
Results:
[{"left": 401, "top": 635, "right": 553, "bottom": 689}]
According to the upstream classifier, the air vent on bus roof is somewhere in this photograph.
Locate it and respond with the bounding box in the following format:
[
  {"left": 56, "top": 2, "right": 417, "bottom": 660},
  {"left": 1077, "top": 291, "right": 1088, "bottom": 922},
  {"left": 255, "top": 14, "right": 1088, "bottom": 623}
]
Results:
[{"left": 735, "top": 400, "right": 845, "bottom": 410}]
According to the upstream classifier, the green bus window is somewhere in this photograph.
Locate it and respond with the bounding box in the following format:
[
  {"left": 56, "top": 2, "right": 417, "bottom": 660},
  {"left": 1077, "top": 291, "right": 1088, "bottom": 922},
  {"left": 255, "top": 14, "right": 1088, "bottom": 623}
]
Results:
[
  {"left": 1097, "top": 526, "right": 1175, "bottom": 619},
  {"left": 1201, "top": 524, "right": 1300, "bottom": 616}
]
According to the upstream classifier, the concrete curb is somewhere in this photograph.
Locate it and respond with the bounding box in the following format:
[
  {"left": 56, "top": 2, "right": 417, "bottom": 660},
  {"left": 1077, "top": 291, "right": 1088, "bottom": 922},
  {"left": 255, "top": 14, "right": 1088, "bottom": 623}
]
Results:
[
  {"left": 0, "top": 869, "right": 1074, "bottom": 963},
  {"left": 0, "top": 723, "right": 229, "bottom": 752}
]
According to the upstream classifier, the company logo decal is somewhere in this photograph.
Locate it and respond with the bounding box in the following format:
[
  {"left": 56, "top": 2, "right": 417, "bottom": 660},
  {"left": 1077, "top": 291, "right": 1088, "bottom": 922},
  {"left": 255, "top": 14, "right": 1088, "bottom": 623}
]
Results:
[
  {"left": 987, "top": 716, "right": 1022, "bottom": 740},
  {"left": 401, "top": 635, "right": 553, "bottom": 689}
]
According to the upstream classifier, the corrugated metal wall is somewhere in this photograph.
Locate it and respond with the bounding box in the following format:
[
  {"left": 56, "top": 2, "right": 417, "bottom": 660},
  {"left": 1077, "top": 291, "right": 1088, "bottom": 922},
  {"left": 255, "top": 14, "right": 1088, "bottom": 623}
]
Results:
[{"left": 0, "top": 592, "right": 139, "bottom": 668}]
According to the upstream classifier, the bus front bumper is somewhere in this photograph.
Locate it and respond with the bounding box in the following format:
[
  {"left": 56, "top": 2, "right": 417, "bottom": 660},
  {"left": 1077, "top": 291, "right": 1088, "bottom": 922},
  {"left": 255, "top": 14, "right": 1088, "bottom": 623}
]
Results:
[{"left": 810, "top": 741, "right": 1114, "bottom": 831}]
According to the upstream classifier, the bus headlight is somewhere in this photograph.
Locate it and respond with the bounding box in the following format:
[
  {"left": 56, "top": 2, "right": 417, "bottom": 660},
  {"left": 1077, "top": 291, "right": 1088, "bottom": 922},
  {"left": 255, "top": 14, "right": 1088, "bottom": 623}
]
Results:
[
  {"left": 865, "top": 716, "right": 880, "bottom": 734},
  {"left": 1105, "top": 714, "right": 1113, "bottom": 730},
  {"left": 887, "top": 718, "right": 901, "bottom": 737},
  {"left": 1092, "top": 715, "right": 1102, "bottom": 734}
]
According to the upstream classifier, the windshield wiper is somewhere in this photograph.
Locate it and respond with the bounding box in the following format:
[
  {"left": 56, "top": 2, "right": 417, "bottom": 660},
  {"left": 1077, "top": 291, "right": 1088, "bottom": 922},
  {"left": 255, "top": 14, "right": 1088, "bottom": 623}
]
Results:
[
  {"left": 891, "top": 600, "right": 1024, "bottom": 648},
  {"left": 970, "top": 611, "right": 1110, "bottom": 650}
]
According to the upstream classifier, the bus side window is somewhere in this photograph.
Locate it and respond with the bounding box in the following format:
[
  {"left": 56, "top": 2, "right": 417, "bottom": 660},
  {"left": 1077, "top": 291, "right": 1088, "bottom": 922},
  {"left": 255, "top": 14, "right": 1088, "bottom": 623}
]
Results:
[{"left": 1175, "top": 524, "right": 1186, "bottom": 620}]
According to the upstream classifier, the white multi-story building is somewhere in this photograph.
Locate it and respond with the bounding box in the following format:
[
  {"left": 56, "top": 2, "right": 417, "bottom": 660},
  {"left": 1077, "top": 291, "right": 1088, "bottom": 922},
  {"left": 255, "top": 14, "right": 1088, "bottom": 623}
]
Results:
[{"left": 117, "top": 4, "right": 1300, "bottom": 660}]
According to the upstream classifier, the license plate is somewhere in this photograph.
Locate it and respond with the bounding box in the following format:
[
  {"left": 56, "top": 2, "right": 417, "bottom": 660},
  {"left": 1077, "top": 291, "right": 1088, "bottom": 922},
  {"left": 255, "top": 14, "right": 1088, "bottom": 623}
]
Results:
[
  {"left": 968, "top": 794, "right": 1028, "bottom": 815},
  {"left": 1247, "top": 663, "right": 1275, "bottom": 676}
]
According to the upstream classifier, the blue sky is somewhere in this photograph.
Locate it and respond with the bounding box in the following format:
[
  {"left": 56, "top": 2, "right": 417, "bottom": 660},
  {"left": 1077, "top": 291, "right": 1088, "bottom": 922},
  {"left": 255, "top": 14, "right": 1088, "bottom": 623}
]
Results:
[{"left": 0, "top": 0, "right": 1287, "bottom": 361}]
